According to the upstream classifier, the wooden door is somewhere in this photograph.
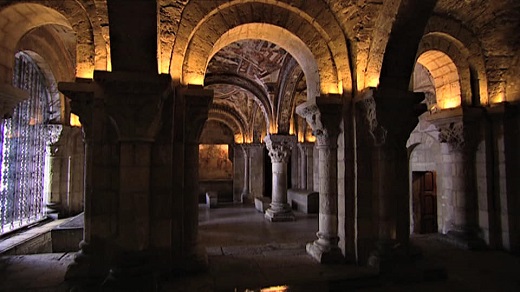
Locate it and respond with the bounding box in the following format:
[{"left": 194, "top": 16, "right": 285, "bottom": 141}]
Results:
[{"left": 412, "top": 171, "right": 438, "bottom": 234}]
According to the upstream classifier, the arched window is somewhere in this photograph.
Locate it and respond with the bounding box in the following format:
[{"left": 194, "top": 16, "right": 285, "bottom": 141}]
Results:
[{"left": 0, "top": 52, "right": 57, "bottom": 235}]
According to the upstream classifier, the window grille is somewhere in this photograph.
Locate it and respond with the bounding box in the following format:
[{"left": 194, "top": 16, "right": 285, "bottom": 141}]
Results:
[{"left": 0, "top": 52, "right": 53, "bottom": 235}]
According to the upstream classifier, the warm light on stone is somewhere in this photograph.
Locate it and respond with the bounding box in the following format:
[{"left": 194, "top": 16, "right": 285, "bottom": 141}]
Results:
[
  {"left": 70, "top": 113, "right": 81, "bottom": 127},
  {"left": 439, "top": 97, "right": 461, "bottom": 109}
]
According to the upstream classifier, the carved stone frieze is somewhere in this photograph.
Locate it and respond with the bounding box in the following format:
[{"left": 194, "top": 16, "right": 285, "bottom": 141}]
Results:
[{"left": 264, "top": 134, "right": 296, "bottom": 163}]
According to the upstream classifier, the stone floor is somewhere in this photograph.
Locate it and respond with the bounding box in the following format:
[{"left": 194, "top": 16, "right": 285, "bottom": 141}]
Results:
[{"left": 1, "top": 204, "right": 519, "bottom": 291}]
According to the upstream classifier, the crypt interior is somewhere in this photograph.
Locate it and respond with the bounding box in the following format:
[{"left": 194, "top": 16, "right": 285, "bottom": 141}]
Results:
[{"left": 0, "top": 0, "right": 519, "bottom": 291}]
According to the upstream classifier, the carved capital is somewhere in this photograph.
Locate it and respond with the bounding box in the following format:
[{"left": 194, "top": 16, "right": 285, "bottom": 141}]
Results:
[
  {"left": 296, "top": 96, "right": 342, "bottom": 147},
  {"left": 180, "top": 86, "right": 214, "bottom": 143},
  {"left": 297, "top": 142, "right": 314, "bottom": 155},
  {"left": 58, "top": 80, "right": 98, "bottom": 141},
  {"left": 355, "top": 89, "right": 387, "bottom": 145},
  {"left": 356, "top": 88, "right": 426, "bottom": 148},
  {"left": 95, "top": 71, "right": 171, "bottom": 142},
  {"left": 0, "top": 83, "right": 29, "bottom": 118},
  {"left": 47, "top": 124, "right": 63, "bottom": 146},
  {"left": 427, "top": 107, "right": 483, "bottom": 152},
  {"left": 264, "top": 134, "right": 296, "bottom": 163}
]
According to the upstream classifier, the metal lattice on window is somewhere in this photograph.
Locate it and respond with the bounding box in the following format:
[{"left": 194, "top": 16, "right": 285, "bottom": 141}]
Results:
[{"left": 0, "top": 52, "right": 53, "bottom": 235}]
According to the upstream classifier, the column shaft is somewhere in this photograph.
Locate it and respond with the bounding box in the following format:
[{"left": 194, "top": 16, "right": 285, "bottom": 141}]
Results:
[
  {"left": 241, "top": 145, "right": 251, "bottom": 203},
  {"left": 264, "top": 134, "right": 296, "bottom": 222}
]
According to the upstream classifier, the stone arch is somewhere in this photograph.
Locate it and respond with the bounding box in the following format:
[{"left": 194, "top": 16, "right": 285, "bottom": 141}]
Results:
[
  {"left": 19, "top": 50, "right": 61, "bottom": 122},
  {"left": 0, "top": 2, "right": 100, "bottom": 83},
  {"left": 208, "top": 105, "right": 248, "bottom": 143},
  {"left": 377, "top": 0, "right": 437, "bottom": 91},
  {"left": 170, "top": 0, "right": 352, "bottom": 99},
  {"left": 422, "top": 16, "right": 490, "bottom": 105},
  {"left": 416, "top": 50, "right": 462, "bottom": 110},
  {"left": 205, "top": 73, "right": 272, "bottom": 132},
  {"left": 276, "top": 56, "right": 303, "bottom": 134}
]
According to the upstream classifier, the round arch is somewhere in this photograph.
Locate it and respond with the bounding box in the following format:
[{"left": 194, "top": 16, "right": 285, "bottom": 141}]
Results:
[
  {"left": 416, "top": 50, "right": 461, "bottom": 110},
  {"left": 20, "top": 50, "right": 61, "bottom": 122},
  {"left": 208, "top": 105, "right": 248, "bottom": 143},
  {"left": 0, "top": 2, "right": 99, "bottom": 83},
  {"left": 205, "top": 73, "right": 273, "bottom": 133},
  {"left": 170, "top": 0, "right": 352, "bottom": 100},
  {"left": 422, "top": 16, "right": 490, "bottom": 105}
]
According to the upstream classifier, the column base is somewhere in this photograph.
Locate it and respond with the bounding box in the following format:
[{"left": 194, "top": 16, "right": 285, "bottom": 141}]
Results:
[
  {"left": 265, "top": 208, "right": 295, "bottom": 222},
  {"left": 172, "top": 245, "right": 209, "bottom": 273},
  {"left": 445, "top": 230, "right": 487, "bottom": 250},
  {"left": 65, "top": 242, "right": 109, "bottom": 289},
  {"left": 368, "top": 239, "right": 403, "bottom": 272},
  {"left": 241, "top": 192, "right": 252, "bottom": 204},
  {"left": 306, "top": 240, "right": 344, "bottom": 264},
  {"left": 101, "top": 251, "right": 160, "bottom": 291},
  {"left": 368, "top": 239, "right": 447, "bottom": 281}
]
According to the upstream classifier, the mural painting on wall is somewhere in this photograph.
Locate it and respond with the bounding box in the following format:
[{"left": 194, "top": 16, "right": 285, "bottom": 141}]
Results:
[{"left": 199, "top": 144, "right": 233, "bottom": 180}]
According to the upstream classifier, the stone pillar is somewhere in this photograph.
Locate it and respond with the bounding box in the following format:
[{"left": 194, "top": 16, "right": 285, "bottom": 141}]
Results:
[
  {"left": 59, "top": 72, "right": 171, "bottom": 287},
  {"left": 264, "top": 134, "right": 296, "bottom": 222},
  {"left": 248, "top": 143, "right": 265, "bottom": 199},
  {"left": 59, "top": 79, "right": 108, "bottom": 283},
  {"left": 178, "top": 86, "right": 213, "bottom": 271},
  {"left": 487, "top": 103, "right": 520, "bottom": 253},
  {"left": 297, "top": 142, "right": 314, "bottom": 190},
  {"left": 297, "top": 97, "right": 343, "bottom": 263},
  {"left": 44, "top": 124, "right": 63, "bottom": 218},
  {"left": 240, "top": 144, "right": 252, "bottom": 203},
  {"left": 428, "top": 107, "right": 485, "bottom": 248},
  {"left": 356, "top": 88, "right": 425, "bottom": 269}
]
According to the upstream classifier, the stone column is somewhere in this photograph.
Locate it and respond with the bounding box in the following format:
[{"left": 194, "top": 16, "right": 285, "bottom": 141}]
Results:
[
  {"left": 176, "top": 86, "right": 213, "bottom": 271},
  {"left": 264, "top": 134, "right": 296, "bottom": 222},
  {"left": 44, "top": 124, "right": 63, "bottom": 218},
  {"left": 240, "top": 144, "right": 252, "bottom": 203},
  {"left": 297, "top": 97, "right": 343, "bottom": 263},
  {"left": 59, "top": 79, "right": 108, "bottom": 283},
  {"left": 248, "top": 143, "right": 265, "bottom": 199},
  {"left": 428, "top": 107, "right": 485, "bottom": 248},
  {"left": 59, "top": 71, "right": 171, "bottom": 287},
  {"left": 297, "top": 142, "right": 314, "bottom": 190},
  {"left": 356, "top": 88, "right": 425, "bottom": 269}
]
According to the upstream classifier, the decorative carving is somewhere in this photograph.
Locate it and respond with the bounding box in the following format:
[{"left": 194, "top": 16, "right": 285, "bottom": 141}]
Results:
[
  {"left": 296, "top": 97, "right": 342, "bottom": 147},
  {"left": 428, "top": 107, "right": 483, "bottom": 152},
  {"left": 95, "top": 71, "right": 171, "bottom": 142},
  {"left": 47, "top": 124, "right": 63, "bottom": 146},
  {"left": 264, "top": 134, "right": 296, "bottom": 163},
  {"left": 356, "top": 89, "right": 387, "bottom": 146},
  {"left": 438, "top": 122, "right": 464, "bottom": 149}
]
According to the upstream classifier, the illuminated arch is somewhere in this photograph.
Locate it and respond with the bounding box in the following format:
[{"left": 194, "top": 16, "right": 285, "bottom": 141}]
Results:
[
  {"left": 416, "top": 50, "right": 461, "bottom": 110},
  {"left": 170, "top": 0, "right": 352, "bottom": 99},
  {"left": 0, "top": 2, "right": 99, "bottom": 82},
  {"left": 205, "top": 73, "right": 273, "bottom": 133}
]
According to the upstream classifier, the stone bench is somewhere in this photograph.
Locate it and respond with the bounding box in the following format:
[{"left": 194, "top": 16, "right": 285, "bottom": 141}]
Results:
[
  {"left": 287, "top": 189, "right": 318, "bottom": 214},
  {"left": 206, "top": 191, "right": 218, "bottom": 208},
  {"left": 254, "top": 197, "right": 271, "bottom": 213}
]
